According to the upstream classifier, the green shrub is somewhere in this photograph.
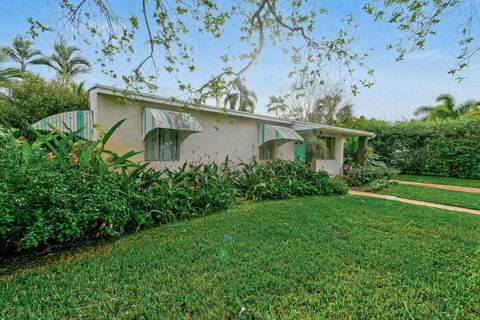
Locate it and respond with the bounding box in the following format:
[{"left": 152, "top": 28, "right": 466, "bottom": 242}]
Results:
[
  {"left": 343, "top": 166, "right": 397, "bottom": 190},
  {"left": 0, "top": 124, "right": 241, "bottom": 254},
  {"left": 366, "top": 117, "right": 480, "bottom": 178},
  {"left": 0, "top": 122, "right": 144, "bottom": 254},
  {"left": 0, "top": 125, "right": 348, "bottom": 254},
  {"left": 364, "top": 178, "right": 391, "bottom": 192},
  {"left": 135, "top": 161, "right": 237, "bottom": 224},
  {"left": 236, "top": 160, "right": 348, "bottom": 201},
  {"left": 0, "top": 75, "right": 88, "bottom": 137}
]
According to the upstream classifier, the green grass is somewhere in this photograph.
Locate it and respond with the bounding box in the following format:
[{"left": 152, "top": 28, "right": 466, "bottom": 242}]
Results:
[
  {"left": 1, "top": 196, "right": 480, "bottom": 319},
  {"left": 396, "top": 174, "right": 480, "bottom": 189},
  {"left": 377, "top": 184, "right": 480, "bottom": 210}
]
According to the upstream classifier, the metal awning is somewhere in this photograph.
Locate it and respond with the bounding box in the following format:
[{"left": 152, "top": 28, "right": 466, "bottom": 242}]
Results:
[
  {"left": 143, "top": 108, "right": 202, "bottom": 140},
  {"left": 260, "top": 124, "right": 304, "bottom": 145},
  {"left": 32, "top": 110, "right": 95, "bottom": 140}
]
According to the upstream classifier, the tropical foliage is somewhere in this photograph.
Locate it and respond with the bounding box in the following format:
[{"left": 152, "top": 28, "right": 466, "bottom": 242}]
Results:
[
  {"left": 343, "top": 165, "right": 397, "bottom": 191},
  {"left": 343, "top": 136, "right": 385, "bottom": 167},
  {"left": 236, "top": 160, "right": 348, "bottom": 201},
  {"left": 0, "top": 123, "right": 232, "bottom": 254},
  {"left": 0, "top": 51, "right": 22, "bottom": 87},
  {"left": 0, "top": 75, "right": 88, "bottom": 137},
  {"left": 224, "top": 77, "right": 257, "bottom": 113},
  {"left": 0, "top": 123, "right": 346, "bottom": 254},
  {"left": 35, "top": 38, "right": 91, "bottom": 83},
  {"left": 1, "top": 35, "right": 43, "bottom": 72},
  {"left": 414, "top": 94, "right": 480, "bottom": 121}
]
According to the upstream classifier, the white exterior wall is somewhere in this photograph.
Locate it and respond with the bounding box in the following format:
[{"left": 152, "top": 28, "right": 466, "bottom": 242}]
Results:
[
  {"left": 94, "top": 94, "right": 295, "bottom": 170},
  {"left": 314, "top": 136, "right": 344, "bottom": 175}
]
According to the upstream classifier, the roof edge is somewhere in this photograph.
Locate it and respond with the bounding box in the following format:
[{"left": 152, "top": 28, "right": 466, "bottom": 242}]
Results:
[
  {"left": 89, "top": 84, "right": 375, "bottom": 137},
  {"left": 89, "top": 84, "right": 292, "bottom": 124}
]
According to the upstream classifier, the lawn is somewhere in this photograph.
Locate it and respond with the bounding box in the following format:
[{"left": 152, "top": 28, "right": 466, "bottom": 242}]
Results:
[
  {"left": 377, "top": 184, "right": 480, "bottom": 210},
  {"left": 1, "top": 195, "right": 480, "bottom": 319},
  {"left": 396, "top": 174, "right": 480, "bottom": 189}
]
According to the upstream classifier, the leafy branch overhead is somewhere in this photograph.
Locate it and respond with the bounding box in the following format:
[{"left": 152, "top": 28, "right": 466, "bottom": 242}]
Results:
[
  {"left": 25, "top": 0, "right": 480, "bottom": 103},
  {"left": 27, "top": 0, "right": 373, "bottom": 104},
  {"left": 363, "top": 0, "right": 480, "bottom": 80}
]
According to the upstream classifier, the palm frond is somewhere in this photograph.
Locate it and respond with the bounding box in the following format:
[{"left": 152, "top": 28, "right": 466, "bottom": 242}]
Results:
[
  {"left": 426, "top": 106, "right": 455, "bottom": 121},
  {"left": 37, "top": 38, "right": 91, "bottom": 80},
  {"left": 0, "top": 51, "right": 22, "bottom": 86},
  {"left": 413, "top": 105, "right": 434, "bottom": 116},
  {"left": 435, "top": 93, "right": 455, "bottom": 111},
  {"left": 3, "top": 35, "right": 42, "bottom": 71},
  {"left": 224, "top": 93, "right": 239, "bottom": 110}
]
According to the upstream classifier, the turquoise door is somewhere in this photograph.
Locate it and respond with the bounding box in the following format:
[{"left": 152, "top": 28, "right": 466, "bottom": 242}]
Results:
[{"left": 294, "top": 143, "right": 305, "bottom": 162}]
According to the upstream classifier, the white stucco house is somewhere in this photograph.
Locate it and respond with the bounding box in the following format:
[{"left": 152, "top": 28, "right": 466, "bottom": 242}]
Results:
[{"left": 33, "top": 84, "right": 374, "bottom": 175}]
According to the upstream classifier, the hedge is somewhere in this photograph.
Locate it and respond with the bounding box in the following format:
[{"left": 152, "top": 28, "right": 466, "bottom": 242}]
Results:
[{"left": 366, "top": 117, "right": 480, "bottom": 178}]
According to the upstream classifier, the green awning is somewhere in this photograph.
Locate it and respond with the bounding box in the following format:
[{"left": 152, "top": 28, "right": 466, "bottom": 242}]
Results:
[
  {"left": 143, "top": 108, "right": 202, "bottom": 140},
  {"left": 31, "top": 110, "right": 95, "bottom": 140},
  {"left": 260, "top": 124, "right": 303, "bottom": 145}
]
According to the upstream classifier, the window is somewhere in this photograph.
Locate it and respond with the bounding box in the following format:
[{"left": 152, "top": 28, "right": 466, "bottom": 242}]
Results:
[
  {"left": 145, "top": 129, "right": 179, "bottom": 161},
  {"left": 259, "top": 141, "right": 276, "bottom": 160},
  {"left": 318, "top": 136, "right": 335, "bottom": 160}
]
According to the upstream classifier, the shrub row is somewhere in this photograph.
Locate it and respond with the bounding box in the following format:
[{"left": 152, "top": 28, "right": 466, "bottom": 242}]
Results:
[
  {"left": 236, "top": 160, "right": 348, "bottom": 200},
  {"left": 0, "top": 124, "right": 347, "bottom": 254},
  {"left": 364, "top": 117, "right": 480, "bottom": 178},
  {"left": 343, "top": 166, "right": 397, "bottom": 191}
]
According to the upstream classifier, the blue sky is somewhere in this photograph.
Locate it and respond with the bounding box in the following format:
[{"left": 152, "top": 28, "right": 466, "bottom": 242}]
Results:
[{"left": 1, "top": 0, "right": 479, "bottom": 121}]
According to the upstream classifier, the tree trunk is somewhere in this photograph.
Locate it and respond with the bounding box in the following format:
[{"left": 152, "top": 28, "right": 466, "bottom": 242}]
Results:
[{"left": 357, "top": 136, "right": 368, "bottom": 166}]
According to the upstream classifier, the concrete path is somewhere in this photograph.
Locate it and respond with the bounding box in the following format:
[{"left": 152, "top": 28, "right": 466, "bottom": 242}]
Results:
[
  {"left": 349, "top": 190, "right": 480, "bottom": 215},
  {"left": 392, "top": 180, "right": 480, "bottom": 193}
]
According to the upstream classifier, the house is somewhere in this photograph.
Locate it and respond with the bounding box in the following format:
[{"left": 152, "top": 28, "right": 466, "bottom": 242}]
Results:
[{"left": 32, "top": 84, "right": 375, "bottom": 175}]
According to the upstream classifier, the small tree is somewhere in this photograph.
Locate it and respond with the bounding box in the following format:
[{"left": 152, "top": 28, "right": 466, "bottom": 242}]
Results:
[
  {"left": 270, "top": 77, "right": 354, "bottom": 124},
  {"left": 0, "top": 75, "right": 88, "bottom": 136}
]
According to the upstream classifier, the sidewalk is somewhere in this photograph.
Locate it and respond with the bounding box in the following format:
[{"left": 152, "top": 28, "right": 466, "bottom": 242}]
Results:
[{"left": 349, "top": 190, "right": 480, "bottom": 215}]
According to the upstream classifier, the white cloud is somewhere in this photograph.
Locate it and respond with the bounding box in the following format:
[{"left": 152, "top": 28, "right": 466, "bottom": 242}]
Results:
[{"left": 406, "top": 50, "right": 451, "bottom": 61}]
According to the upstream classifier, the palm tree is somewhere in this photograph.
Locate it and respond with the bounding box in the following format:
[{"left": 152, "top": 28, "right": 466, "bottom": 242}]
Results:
[
  {"left": 71, "top": 80, "right": 86, "bottom": 96},
  {"left": 266, "top": 96, "right": 288, "bottom": 117},
  {"left": 0, "top": 51, "right": 22, "bottom": 87},
  {"left": 35, "top": 38, "right": 91, "bottom": 83},
  {"left": 414, "top": 94, "right": 480, "bottom": 120},
  {"left": 1, "top": 35, "right": 43, "bottom": 73},
  {"left": 224, "top": 77, "right": 257, "bottom": 113}
]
